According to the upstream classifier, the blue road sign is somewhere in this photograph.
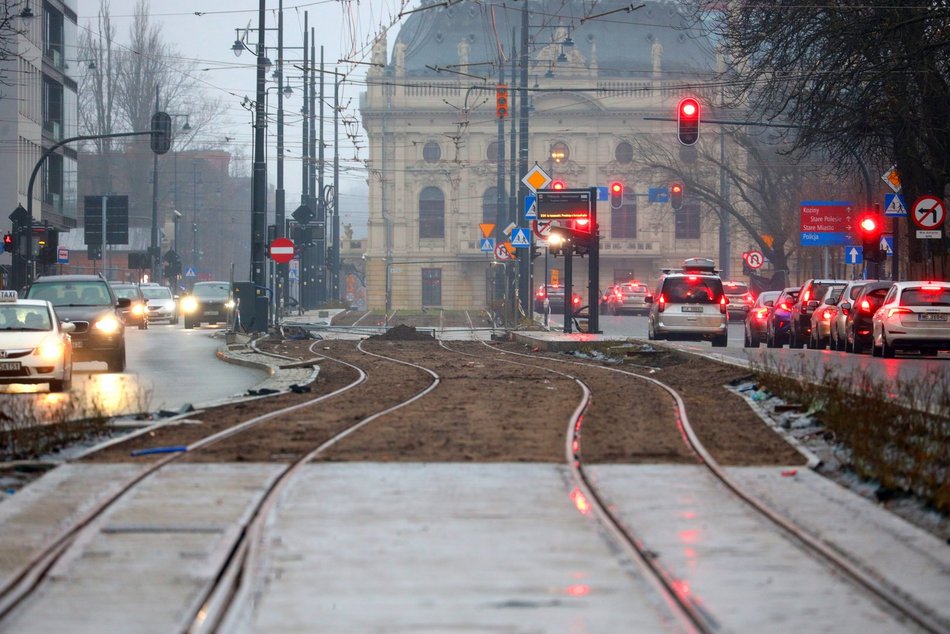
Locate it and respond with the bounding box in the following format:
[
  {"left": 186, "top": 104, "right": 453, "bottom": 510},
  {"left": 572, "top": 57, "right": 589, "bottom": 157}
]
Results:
[
  {"left": 881, "top": 235, "right": 893, "bottom": 255},
  {"left": 524, "top": 195, "right": 537, "bottom": 220},
  {"left": 845, "top": 245, "right": 863, "bottom": 265},
  {"left": 800, "top": 231, "right": 852, "bottom": 247},
  {"left": 510, "top": 228, "right": 531, "bottom": 248},
  {"left": 56, "top": 247, "right": 68, "bottom": 264},
  {"left": 184, "top": 266, "right": 197, "bottom": 278},
  {"left": 648, "top": 187, "right": 670, "bottom": 203},
  {"left": 596, "top": 186, "right": 608, "bottom": 201},
  {"left": 480, "top": 237, "right": 495, "bottom": 252},
  {"left": 884, "top": 193, "right": 908, "bottom": 217}
]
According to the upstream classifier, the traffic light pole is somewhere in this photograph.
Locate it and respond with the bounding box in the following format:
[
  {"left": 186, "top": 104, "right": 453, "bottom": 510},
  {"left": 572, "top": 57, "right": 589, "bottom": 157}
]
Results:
[{"left": 14, "top": 130, "right": 152, "bottom": 289}]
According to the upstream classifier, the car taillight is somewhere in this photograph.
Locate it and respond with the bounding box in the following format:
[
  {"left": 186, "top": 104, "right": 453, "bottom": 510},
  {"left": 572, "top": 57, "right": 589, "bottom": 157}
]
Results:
[
  {"left": 536, "top": 289, "right": 546, "bottom": 299},
  {"left": 860, "top": 299, "right": 872, "bottom": 312},
  {"left": 821, "top": 309, "right": 833, "bottom": 320},
  {"left": 921, "top": 285, "right": 942, "bottom": 292},
  {"left": 719, "top": 296, "right": 728, "bottom": 314},
  {"left": 755, "top": 308, "right": 769, "bottom": 320},
  {"left": 658, "top": 294, "right": 666, "bottom": 312},
  {"left": 841, "top": 306, "right": 849, "bottom": 316},
  {"left": 802, "top": 289, "right": 810, "bottom": 302},
  {"left": 779, "top": 302, "right": 789, "bottom": 311},
  {"left": 886, "top": 307, "right": 913, "bottom": 319},
  {"left": 745, "top": 293, "right": 754, "bottom": 302}
]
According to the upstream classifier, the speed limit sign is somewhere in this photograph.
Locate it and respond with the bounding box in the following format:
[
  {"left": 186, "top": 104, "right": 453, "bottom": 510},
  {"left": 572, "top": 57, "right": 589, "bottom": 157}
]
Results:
[{"left": 743, "top": 250, "right": 764, "bottom": 269}]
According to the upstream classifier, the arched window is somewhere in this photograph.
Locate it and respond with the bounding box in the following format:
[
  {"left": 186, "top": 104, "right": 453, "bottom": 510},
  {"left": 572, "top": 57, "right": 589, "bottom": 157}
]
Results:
[
  {"left": 611, "top": 197, "right": 637, "bottom": 239},
  {"left": 419, "top": 186, "right": 445, "bottom": 239},
  {"left": 615, "top": 141, "right": 633, "bottom": 164},
  {"left": 482, "top": 187, "right": 498, "bottom": 223},
  {"left": 550, "top": 141, "right": 570, "bottom": 164},
  {"left": 486, "top": 141, "right": 500, "bottom": 163},
  {"left": 423, "top": 141, "right": 441, "bottom": 163}
]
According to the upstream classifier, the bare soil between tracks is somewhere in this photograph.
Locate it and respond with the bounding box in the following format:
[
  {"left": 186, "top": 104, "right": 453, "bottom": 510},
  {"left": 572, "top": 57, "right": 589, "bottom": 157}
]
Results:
[{"left": 81, "top": 333, "right": 803, "bottom": 467}]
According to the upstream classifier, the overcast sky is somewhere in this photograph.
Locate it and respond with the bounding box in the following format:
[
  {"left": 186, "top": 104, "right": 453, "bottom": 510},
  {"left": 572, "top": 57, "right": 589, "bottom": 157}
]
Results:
[{"left": 77, "top": 0, "right": 420, "bottom": 237}]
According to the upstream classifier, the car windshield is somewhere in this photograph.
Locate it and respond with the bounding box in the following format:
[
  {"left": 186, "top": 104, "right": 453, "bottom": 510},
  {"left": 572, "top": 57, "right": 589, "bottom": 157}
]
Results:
[
  {"left": 664, "top": 277, "right": 723, "bottom": 304},
  {"left": 755, "top": 291, "right": 781, "bottom": 307},
  {"left": 900, "top": 288, "right": 950, "bottom": 306},
  {"left": 141, "top": 287, "right": 172, "bottom": 300},
  {"left": 193, "top": 283, "right": 230, "bottom": 299},
  {"left": 112, "top": 287, "right": 140, "bottom": 300},
  {"left": 0, "top": 306, "right": 52, "bottom": 330},
  {"left": 620, "top": 284, "right": 647, "bottom": 294},
  {"left": 724, "top": 283, "right": 749, "bottom": 294},
  {"left": 27, "top": 281, "right": 111, "bottom": 306},
  {"left": 848, "top": 284, "right": 868, "bottom": 300},
  {"left": 822, "top": 286, "right": 845, "bottom": 302}
]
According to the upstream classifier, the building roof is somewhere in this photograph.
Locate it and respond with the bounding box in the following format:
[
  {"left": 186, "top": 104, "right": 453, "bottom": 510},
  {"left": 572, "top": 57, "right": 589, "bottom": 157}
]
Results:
[{"left": 392, "top": 0, "right": 717, "bottom": 79}]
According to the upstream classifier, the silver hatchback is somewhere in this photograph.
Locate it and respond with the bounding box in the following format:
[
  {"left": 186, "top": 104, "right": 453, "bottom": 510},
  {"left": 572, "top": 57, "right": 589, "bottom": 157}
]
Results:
[{"left": 646, "top": 272, "right": 728, "bottom": 346}]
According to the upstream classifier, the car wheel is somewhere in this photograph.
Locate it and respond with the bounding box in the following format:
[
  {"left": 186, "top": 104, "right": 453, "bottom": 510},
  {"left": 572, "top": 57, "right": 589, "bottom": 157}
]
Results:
[
  {"left": 712, "top": 334, "right": 728, "bottom": 348},
  {"left": 647, "top": 320, "right": 656, "bottom": 340},
  {"left": 107, "top": 343, "right": 126, "bottom": 373},
  {"left": 184, "top": 318, "right": 195, "bottom": 329},
  {"left": 766, "top": 329, "right": 777, "bottom": 348},
  {"left": 743, "top": 331, "right": 752, "bottom": 348},
  {"left": 872, "top": 339, "right": 882, "bottom": 357},
  {"left": 49, "top": 376, "right": 70, "bottom": 392},
  {"left": 172, "top": 316, "right": 179, "bottom": 325},
  {"left": 882, "top": 335, "right": 895, "bottom": 358},
  {"left": 790, "top": 329, "right": 804, "bottom": 349}
]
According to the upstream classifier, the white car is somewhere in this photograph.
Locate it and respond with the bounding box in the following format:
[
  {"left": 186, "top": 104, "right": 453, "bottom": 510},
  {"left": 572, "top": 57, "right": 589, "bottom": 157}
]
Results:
[
  {"left": 0, "top": 290, "right": 75, "bottom": 392},
  {"left": 140, "top": 284, "right": 179, "bottom": 324},
  {"left": 872, "top": 281, "right": 950, "bottom": 358}
]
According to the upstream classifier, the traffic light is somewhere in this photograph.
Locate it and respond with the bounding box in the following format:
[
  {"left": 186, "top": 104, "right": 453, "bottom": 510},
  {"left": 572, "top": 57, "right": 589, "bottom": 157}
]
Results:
[
  {"left": 150, "top": 111, "right": 172, "bottom": 154},
  {"left": 677, "top": 97, "right": 700, "bottom": 146},
  {"left": 550, "top": 179, "right": 566, "bottom": 190},
  {"left": 87, "top": 245, "right": 102, "bottom": 261},
  {"left": 859, "top": 213, "right": 885, "bottom": 262},
  {"left": 495, "top": 83, "right": 508, "bottom": 119},
  {"left": 609, "top": 181, "right": 623, "bottom": 209},
  {"left": 2, "top": 233, "right": 12, "bottom": 254},
  {"left": 670, "top": 183, "right": 683, "bottom": 210},
  {"left": 38, "top": 228, "right": 58, "bottom": 264}
]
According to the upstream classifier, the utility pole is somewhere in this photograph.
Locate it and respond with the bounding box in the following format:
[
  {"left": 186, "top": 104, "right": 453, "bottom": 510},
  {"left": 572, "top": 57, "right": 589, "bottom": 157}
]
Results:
[
  {"left": 517, "top": 5, "right": 531, "bottom": 314},
  {"left": 250, "top": 0, "right": 268, "bottom": 289},
  {"left": 150, "top": 86, "right": 161, "bottom": 282},
  {"left": 275, "top": 0, "right": 286, "bottom": 316},
  {"left": 331, "top": 67, "right": 341, "bottom": 301},
  {"left": 317, "top": 44, "right": 326, "bottom": 304},
  {"left": 494, "top": 64, "right": 507, "bottom": 325}
]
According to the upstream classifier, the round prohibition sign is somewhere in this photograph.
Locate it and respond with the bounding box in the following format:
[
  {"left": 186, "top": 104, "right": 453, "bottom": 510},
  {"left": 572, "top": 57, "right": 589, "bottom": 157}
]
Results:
[
  {"left": 744, "top": 250, "right": 764, "bottom": 269},
  {"left": 532, "top": 219, "right": 552, "bottom": 240},
  {"left": 911, "top": 195, "right": 946, "bottom": 230},
  {"left": 494, "top": 243, "right": 512, "bottom": 260}
]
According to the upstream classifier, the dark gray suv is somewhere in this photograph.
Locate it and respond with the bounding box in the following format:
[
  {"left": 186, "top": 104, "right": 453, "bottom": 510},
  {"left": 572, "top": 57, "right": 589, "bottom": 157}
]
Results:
[{"left": 25, "top": 274, "right": 130, "bottom": 372}]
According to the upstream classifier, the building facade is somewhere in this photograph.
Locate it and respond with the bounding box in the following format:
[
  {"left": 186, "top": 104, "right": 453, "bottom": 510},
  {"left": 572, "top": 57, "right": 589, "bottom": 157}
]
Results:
[
  {"left": 0, "top": 0, "right": 79, "bottom": 287},
  {"left": 360, "top": 0, "right": 747, "bottom": 311}
]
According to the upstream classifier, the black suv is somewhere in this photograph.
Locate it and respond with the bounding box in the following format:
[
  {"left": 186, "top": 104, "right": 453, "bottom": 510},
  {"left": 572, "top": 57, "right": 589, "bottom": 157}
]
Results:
[{"left": 25, "top": 274, "right": 130, "bottom": 372}]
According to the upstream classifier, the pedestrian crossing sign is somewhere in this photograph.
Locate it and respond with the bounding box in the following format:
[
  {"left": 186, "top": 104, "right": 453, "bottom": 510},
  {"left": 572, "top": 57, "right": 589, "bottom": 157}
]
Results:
[
  {"left": 184, "top": 266, "right": 197, "bottom": 278},
  {"left": 480, "top": 237, "right": 495, "bottom": 252},
  {"left": 510, "top": 228, "right": 531, "bottom": 248},
  {"left": 884, "top": 193, "right": 907, "bottom": 217}
]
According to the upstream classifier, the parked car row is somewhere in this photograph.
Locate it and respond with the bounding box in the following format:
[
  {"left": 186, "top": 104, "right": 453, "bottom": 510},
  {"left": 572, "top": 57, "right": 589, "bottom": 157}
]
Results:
[{"left": 744, "top": 277, "right": 949, "bottom": 357}]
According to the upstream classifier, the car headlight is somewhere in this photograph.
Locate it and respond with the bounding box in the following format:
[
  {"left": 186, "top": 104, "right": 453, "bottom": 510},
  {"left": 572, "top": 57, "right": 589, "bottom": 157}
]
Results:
[
  {"left": 35, "top": 338, "right": 65, "bottom": 361},
  {"left": 224, "top": 299, "right": 236, "bottom": 310},
  {"left": 131, "top": 303, "right": 146, "bottom": 316},
  {"left": 94, "top": 315, "right": 121, "bottom": 334},
  {"left": 181, "top": 296, "right": 198, "bottom": 313}
]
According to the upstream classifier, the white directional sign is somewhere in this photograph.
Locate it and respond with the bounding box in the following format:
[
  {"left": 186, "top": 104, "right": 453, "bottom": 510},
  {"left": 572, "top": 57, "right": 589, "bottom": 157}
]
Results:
[
  {"left": 884, "top": 193, "right": 907, "bottom": 217},
  {"left": 911, "top": 195, "right": 946, "bottom": 230}
]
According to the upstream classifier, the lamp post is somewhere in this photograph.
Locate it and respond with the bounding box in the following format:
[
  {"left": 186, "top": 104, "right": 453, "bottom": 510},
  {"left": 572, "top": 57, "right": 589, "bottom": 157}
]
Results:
[{"left": 248, "top": 0, "right": 268, "bottom": 289}]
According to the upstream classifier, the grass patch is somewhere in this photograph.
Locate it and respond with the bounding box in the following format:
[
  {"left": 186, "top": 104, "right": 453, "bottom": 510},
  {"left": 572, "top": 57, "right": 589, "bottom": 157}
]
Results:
[{"left": 752, "top": 356, "right": 950, "bottom": 512}]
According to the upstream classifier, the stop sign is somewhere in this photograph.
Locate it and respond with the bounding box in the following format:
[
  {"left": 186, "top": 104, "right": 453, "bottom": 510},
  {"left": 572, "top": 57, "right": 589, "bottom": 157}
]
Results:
[{"left": 269, "top": 237, "right": 295, "bottom": 264}]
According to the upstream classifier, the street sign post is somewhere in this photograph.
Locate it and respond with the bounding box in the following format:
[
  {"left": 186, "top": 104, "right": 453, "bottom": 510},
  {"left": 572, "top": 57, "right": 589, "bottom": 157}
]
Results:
[{"left": 269, "top": 237, "right": 295, "bottom": 264}]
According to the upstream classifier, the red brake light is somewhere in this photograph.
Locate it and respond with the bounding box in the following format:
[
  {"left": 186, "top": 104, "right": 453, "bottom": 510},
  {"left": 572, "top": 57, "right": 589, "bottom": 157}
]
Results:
[
  {"left": 822, "top": 309, "right": 833, "bottom": 320},
  {"left": 745, "top": 293, "right": 754, "bottom": 301},
  {"left": 719, "top": 295, "right": 728, "bottom": 314},
  {"left": 921, "top": 285, "right": 942, "bottom": 292},
  {"left": 755, "top": 308, "right": 769, "bottom": 320},
  {"left": 860, "top": 298, "right": 871, "bottom": 312},
  {"left": 687, "top": 276, "right": 698, "bottom": 282},
  {"left": 658, "top": 294, "right": 666, "bottom": 312},
  {"left": 802, "top": 290, "right": 810, "bottom": 302},
  {"left": 779, "top": 302, "right": 789, "bottom": 311},
  {"left": 573, "top": 295, "right": 581, "bottom": 305},
  {"left": 886, "top": 307, "right": 913, "bottom": 319}
]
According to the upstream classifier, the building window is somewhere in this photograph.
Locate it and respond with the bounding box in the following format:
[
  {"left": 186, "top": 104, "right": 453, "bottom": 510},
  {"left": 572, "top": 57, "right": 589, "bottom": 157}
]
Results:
[
  {"left": 43, "top": 77, "right": 64, "bottom": 139},
  {"left": 486, "top": 141, "right": 500, "bottom": 163},
  {"left": 422, "top": 268, "right": 442, "bottom": 306},
  {"left": 45, "top": 153, "right": 64, "bottom": 211},
  {"left": 611, "top": 198, "right": 637, "bottom": 239},
  {"left": 482, "top": 186, "right": 498, "bottom": 223},
  {"left": 45, "top": 6, "right": 65, "bottom": 69},
  {"left": 423, "top": 141, "right": 441, "bottom": 163},
  {"left": 675, "top": 199, "right": 701, "bottom": 239},
  {"left": 419, "top": 186, "right": 445, "bottom": 239},
  {"left": 550, "top": 141, "right": 569, "bottom": 164},
  {"left": 615, "top": 141, "right": 633, "bottom": 164}
]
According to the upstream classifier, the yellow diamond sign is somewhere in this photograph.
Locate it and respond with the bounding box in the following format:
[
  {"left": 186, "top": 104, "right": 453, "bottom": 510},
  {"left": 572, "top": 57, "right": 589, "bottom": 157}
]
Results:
[{"left": 522, "top": 165, "right": 551, "bottom": 192}]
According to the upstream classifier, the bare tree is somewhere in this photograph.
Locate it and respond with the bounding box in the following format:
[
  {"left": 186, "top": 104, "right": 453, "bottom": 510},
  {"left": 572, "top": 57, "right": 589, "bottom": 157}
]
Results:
[
  {"left": 0, "top": 1, "right": 31, "bottom": 88},
  {"left": 78, "top": 1, "right": 118, "bottom": 153},
  {"left": 698, "top": 0, "right": 950, "bottom": 275}
]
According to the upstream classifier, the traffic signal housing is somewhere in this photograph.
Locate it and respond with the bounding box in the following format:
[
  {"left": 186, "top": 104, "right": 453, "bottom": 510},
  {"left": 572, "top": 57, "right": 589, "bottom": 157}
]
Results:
[
  {"left": 677, "top": 97, "right": 700, "bottom": 146},
  {"left": 495, "top": 83, "right": 508, "bottom": 119},
  {"left": 859, "top": 213, "right": 885, "bottom": 263},
  {"left": 670, "top": 183, "right": 683, "bottom": 210},
  {"left": 2, "top": 233, "right": 12, "bottom": 254},
  {"left": 38, "top": 228, "right": 58, "bottom": 264},
  {"left": 550, "top": 179, "right": 566, "bottom": 191},
  {"left": 609, "top": 181, "right": 623, "bottom": 209},
  {"left": 150, "top": 111, "right": 172, "bottom": 154}
]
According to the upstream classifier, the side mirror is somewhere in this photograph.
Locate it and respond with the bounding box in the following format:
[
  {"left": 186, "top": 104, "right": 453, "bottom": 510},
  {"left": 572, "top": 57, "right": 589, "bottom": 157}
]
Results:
[
  {"left": 117, "top": 297, "right": 132, "bottom": 308},
  {"left": 839, "top": 302, "right": 851, "bottom": 311},
  {"left": 826, "top": 297, "right": 838, "bottom": 306},
  {"left": 764, "top": 300, "right": 774, "bottom": 307},
  {"left": 61, "top": 322, "right": 76, "bottom": 333},
  {"left": 807, "top": 300, "right": 820, "bottom": 308}
]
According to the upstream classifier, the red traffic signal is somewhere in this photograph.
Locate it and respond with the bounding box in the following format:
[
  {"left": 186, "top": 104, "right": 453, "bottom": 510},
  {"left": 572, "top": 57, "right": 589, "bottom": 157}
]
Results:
[
  {"left": 677, "top": 97, "right": 700, "bottom": 145},
  {"left": 858, "top": 213, "right": 885, "bottom": 262},
  {"left": 495, "top": 83, "right": 508, "bottom": 119},
  {"left": 550, "top": 179, "right": 566, "bottom": 190},
  {"left": 609, "top": 181, "right": 623, "bottom": 209},
  {"left": 670, "top": 183, "right": 683, "bottom": 210},
  {"left": 2, "top": 233, "right": 12, "bottom": 253}
]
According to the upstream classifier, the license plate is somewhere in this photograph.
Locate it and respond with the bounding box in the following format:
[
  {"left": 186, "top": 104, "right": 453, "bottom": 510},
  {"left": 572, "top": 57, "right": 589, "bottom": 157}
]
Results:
[
  {"left": 681, "top": 306, "right": 703, "bottom": 313},
  {"left": 205, "top": 311, "right": 219, "bottom": 316},
  {"left": 918, "top": 313, "right": 948, "bottom": 321},
  {"left": 72, "top": 340, "right": 83, "bottom": 348},
  {"left": 0, "top": 362, "right": 21, "bottom": 371}
]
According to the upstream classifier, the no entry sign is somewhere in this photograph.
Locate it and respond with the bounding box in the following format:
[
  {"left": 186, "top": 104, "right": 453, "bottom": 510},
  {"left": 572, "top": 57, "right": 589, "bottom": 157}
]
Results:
[{"left": 269, "top": 237, "right": 295, "bottom": 263}]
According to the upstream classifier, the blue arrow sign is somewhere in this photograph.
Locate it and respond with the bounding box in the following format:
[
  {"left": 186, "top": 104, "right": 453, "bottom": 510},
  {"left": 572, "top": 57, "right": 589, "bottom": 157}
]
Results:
[
  {"left": 480, "top": 237, "right": 495, "bottom": 252},
  {"left": 524, "top": 195, "right": 537, "bottom": 220},
  {"left": 884, "top": 193, "right": 908, "bottom": 217},
  {"left": 510, "top": 228, "right": 531, "bottom": 248},
  {"left": 845, "top": 245, "right": 863, "bottom": 265},
  {"left": 596, "top": 186, "right": 608, "bottom": 201},
  {"left": 648, "top": 187, "right": 670, "bottom": 203}
]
